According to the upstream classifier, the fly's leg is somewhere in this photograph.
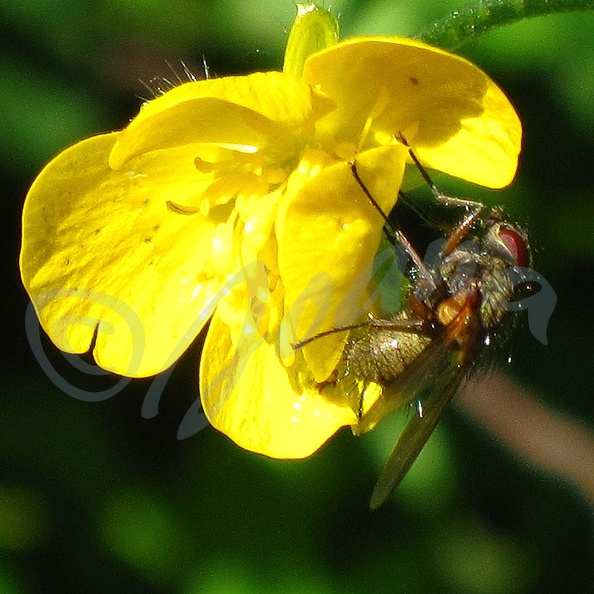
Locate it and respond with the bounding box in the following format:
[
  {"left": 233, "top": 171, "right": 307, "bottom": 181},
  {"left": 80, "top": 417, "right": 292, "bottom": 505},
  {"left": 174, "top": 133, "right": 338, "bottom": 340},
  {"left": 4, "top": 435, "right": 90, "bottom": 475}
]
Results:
[
  {"left": 395, "top": 133, "right": 485, "bottom": 257},
  {"left": 349, "top": 160, "right": 435, "bottom": 285}
]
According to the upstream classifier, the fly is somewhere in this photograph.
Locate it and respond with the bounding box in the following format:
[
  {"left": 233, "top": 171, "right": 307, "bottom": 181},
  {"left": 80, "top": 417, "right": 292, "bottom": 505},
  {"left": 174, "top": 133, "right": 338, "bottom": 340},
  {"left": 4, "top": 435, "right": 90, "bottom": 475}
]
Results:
[{"left": 300, "top": 138, "right": 534, "bottom": 509}]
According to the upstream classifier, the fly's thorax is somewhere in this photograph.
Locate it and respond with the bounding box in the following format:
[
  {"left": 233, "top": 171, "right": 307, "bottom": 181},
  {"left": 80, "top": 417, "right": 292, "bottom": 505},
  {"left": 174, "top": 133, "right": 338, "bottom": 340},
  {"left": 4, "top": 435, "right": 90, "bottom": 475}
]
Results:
[
  {"left": 428, "top": 215, "right": 531, "bottom": 333},
  {"left": 477, "top": 217, "right": 531, "bottom": 330},
  {"left": 476, "top": 262, "right": 519, "bottom": 329},
  {"left": 439, "top": 248, "right": 513, "bottom": 331}
]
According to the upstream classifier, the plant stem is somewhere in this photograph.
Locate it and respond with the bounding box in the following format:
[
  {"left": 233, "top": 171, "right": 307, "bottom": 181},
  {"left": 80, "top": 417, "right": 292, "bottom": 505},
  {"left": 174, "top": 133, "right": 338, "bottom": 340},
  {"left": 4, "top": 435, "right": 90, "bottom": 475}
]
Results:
[{"left": 415, "top": 0, "right": 594, "bottom": 50}]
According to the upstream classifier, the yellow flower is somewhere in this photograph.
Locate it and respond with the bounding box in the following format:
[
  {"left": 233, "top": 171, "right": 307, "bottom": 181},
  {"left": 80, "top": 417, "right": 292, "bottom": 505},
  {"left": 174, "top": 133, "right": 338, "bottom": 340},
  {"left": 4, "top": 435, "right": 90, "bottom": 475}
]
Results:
[{"left": 20, "top": 4, "right": 521, "bottom": 459}]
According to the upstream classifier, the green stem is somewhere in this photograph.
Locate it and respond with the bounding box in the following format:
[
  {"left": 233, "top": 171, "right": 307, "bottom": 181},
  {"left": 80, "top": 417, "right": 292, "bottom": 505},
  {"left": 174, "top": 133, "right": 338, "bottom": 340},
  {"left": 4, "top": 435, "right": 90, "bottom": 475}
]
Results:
[{"left": 415, "top": 0, "right": 594, "bottom": 50}]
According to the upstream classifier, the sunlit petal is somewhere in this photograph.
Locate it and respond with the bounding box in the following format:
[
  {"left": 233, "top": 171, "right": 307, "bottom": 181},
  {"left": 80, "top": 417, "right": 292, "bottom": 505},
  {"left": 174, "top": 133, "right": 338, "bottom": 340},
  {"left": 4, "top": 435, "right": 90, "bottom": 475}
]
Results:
[
  {"left": 110, "top": 72, "right": 317, "bottom": 169},
  {"left": 304, "top": 37, "right": 521, "bottom": 187},
  {"left": 277, "top": 143, "right": 407, "bottom": 381},
  {"left": 200, "top": 311, "right": 356, "bottom": 458},
  {"left": 21, "top": 133, "right": 233, "bottom": 377}
]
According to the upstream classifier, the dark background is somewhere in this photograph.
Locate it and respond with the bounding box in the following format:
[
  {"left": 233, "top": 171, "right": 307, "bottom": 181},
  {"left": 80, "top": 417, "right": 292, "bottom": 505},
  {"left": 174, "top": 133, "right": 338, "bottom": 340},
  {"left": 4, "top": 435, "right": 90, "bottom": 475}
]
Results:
[{"left": 2, "top": 1, "right": 594, "bottom": 592}]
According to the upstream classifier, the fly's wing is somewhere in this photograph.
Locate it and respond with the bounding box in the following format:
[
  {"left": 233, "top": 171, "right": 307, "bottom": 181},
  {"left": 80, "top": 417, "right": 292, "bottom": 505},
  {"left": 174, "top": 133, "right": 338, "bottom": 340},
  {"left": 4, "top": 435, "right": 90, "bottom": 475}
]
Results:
[
  {"left": 357, "top": 336, "right": 466, "bottom": 510},
  {"left": 369, "top": 357, "right": 464, "bottom": 509}
]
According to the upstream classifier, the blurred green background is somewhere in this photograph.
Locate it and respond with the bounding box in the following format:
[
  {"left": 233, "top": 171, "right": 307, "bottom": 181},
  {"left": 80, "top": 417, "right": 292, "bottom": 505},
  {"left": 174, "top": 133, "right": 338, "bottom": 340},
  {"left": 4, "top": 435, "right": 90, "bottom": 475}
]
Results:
[{"left": 3, "top": 0, "right": 594, "bottom": 592}]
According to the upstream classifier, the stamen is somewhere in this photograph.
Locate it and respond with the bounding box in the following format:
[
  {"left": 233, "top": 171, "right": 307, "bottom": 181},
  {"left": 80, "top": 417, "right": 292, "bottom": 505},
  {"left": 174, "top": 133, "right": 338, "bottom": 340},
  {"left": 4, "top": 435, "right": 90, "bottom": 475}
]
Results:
[{"left": 166, "top": 201, "right": 201, "bottom": 215}]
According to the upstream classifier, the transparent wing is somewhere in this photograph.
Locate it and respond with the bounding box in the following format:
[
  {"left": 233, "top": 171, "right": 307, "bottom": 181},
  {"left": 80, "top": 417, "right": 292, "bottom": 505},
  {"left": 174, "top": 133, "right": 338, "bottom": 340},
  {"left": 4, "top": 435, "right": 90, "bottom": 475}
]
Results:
[
  {"left": 370, "top": 361, "right": 463, "bottom": 509},
  {"left": 359, "top": 336, "right": 466, "bottom": 510}
]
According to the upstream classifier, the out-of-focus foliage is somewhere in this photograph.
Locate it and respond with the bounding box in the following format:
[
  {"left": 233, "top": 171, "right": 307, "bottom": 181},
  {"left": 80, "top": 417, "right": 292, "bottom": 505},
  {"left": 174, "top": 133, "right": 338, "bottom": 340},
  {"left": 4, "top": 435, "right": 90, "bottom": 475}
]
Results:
[{"left": 3, "top": 1, "right": 594, "bottom": 593}]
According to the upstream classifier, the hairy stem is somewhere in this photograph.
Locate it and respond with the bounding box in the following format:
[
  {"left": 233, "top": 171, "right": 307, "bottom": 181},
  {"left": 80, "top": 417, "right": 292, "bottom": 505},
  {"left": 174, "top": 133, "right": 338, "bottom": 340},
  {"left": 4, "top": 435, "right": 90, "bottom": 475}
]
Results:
[{"left": 415, "top": 0, "right": 594, "bottom": 49}]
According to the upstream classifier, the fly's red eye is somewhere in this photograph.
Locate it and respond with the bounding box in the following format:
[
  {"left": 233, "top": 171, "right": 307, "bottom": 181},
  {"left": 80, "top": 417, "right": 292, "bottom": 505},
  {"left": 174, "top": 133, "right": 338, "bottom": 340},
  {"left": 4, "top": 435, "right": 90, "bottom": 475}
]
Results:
[{"left": 498, "top": 225, "right": 530, "bottom": 267}]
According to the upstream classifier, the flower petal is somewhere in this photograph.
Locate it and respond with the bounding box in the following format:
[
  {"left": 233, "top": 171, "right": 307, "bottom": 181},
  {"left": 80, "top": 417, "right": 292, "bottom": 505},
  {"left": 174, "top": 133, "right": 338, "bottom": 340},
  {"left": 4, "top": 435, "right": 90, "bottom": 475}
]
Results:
[
  {"left": 200, "top": 310, "right": 356, "bottom": 458},
  {"left": 303, "top": 37, "right": 521, "bottom": 188},
  {"left": 277, "top": 143, "right": 407, "bottom": 382},
  {"left": 21, "top": 133, "right": 233, "bottom": 377},
  {"left": 110, "top": 72, "right": 318, "bottom": 170}
]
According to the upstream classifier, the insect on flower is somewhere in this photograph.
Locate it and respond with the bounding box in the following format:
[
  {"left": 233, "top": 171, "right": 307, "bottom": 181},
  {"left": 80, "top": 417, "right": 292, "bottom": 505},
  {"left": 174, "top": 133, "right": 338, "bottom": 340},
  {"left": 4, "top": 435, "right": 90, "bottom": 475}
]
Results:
[{"left": 297, "top": 139, "right": 534, "bottom": 509}]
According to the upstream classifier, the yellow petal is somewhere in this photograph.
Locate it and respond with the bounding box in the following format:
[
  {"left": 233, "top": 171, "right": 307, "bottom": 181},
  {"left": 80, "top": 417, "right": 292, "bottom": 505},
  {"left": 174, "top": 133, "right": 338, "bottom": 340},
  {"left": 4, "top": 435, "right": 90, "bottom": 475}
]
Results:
[
  {"left": 200, "top": 311, "right": 356, "bottom": 458},
  {"left": 110, "top": 72, "right": 315, "bottom": 169},
  {"left": 277, "top": 143, "right": 407, "bottom": 382},
  {"left": 304, "top": 37, "right": 521, "bottom": 188},
  {"left": 21, "top": 133, "right": 233, "bottom": 377}
]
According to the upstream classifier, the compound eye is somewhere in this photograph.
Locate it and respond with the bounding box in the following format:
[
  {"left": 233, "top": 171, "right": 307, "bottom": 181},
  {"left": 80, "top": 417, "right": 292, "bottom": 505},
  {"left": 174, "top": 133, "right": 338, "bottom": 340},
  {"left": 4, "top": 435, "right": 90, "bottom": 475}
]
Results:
[{"left": 497, "top": 225, "right": 530, "bottom": 267}]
